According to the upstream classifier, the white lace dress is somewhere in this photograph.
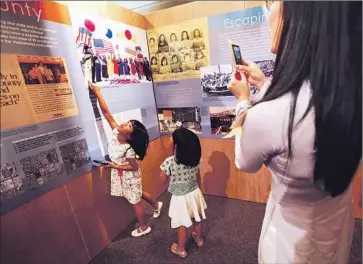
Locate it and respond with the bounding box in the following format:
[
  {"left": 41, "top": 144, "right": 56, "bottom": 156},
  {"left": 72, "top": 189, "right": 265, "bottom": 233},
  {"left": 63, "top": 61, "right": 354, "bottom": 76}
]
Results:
[{"left": 108, "top": 129, "right": 142, "bottom": 205}]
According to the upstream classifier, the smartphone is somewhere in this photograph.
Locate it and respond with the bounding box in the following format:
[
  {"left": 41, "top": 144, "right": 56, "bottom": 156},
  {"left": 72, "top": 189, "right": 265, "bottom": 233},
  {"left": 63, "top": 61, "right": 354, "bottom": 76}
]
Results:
[
  {"left": 229, "top": 40, "right": 243, "bottom": 66},
  {"left": 93, "top": 160, "right": 108, "bottom": 165}
]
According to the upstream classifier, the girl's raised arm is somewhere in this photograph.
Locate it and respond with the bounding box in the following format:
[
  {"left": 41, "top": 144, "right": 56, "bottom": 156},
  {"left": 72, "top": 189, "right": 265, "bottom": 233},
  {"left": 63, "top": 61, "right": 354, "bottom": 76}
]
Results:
[{"left": 89, "top": 82, "right": 118, "bottom": 130}]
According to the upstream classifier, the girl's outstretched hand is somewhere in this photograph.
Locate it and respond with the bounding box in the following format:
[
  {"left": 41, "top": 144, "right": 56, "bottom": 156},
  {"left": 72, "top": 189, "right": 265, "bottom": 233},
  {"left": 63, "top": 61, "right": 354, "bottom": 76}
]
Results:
[
  {"left": 105, "top": 161, "right": 118, "bottom": 169},
  {"left": 89, "top": 81, "right": 100, "bottom": 93},
  {"left": 228, "top": 70, "right": 250, "bottom": 101}
]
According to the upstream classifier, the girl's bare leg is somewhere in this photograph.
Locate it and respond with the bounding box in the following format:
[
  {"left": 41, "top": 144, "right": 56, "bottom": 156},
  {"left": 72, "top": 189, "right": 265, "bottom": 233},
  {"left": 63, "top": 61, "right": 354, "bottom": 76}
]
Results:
[
  {"left": 132, "top": 202, "right": 148, "bottom": 230},
  {"left": 194, "top": 222, "right": 203, "bottom": 242},
  {"left": 142, "top": 191, "right": 158, "bottom": 209},
  {"left": 178, "top": 226, "right": 187, "bottom": 251}
]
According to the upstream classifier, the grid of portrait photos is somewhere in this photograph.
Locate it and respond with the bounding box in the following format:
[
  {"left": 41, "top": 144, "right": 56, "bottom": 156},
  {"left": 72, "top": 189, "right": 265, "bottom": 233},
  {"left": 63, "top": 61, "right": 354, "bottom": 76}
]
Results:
[{"left": 147, "top": 18, "right": 210, "bottom": 82}]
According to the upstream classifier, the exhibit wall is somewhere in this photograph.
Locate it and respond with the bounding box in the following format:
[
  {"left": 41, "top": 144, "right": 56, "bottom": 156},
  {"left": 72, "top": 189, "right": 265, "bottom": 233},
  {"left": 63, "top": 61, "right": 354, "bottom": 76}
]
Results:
[
  {"left": 0, "top": 2, "right": 169, "bottom": 264},
  {"left": 144, "top": 0, "right": 363, "bottom": 219},
  {"left": 0, "top": 0, "right": 159, "bottom": 214}
]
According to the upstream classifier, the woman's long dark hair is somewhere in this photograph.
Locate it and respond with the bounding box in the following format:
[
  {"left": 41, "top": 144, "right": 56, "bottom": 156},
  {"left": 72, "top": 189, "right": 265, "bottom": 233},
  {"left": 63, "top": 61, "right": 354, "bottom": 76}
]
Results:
[
  {"left": 181, "top": 30, "right": 190, "bottom": 41},
  {"left": 257, "top": 2, "right": 362, "bottom": 197},
  {"left": 127, "top": 120, "right": 149, "bottom": 161},
  {"left": 173, "top": 127, "right": 201, "bottom": 167}
]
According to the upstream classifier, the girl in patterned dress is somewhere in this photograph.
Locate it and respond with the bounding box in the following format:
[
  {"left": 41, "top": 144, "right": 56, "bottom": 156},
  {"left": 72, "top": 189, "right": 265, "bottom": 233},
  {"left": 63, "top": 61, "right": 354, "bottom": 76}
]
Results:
[
  {"left": 89, "top": 82, "right": 163, "bottom": 237},
  {"left": 160, "top": 127, "right": 207, "bottom": 258}
]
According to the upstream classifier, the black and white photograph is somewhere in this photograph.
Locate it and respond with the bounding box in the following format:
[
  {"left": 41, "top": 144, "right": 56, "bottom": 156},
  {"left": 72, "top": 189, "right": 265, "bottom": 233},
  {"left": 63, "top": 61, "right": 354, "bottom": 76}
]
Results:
[
  {"left": 59, "top": 139, "right": 91, "bottom": 174},
  {"left": 147, "top": 18, "right": 210, "bottom": 82},
  {"left": 20, "top": 149, "right": 64, "bottom": 189},
  {"left": 255, "top": 59, "right": 274, "bottom": 78},
  {"left": 200, "top": 65, "right": 233, "bottom": 97},
  {"left": 157, "top": 107, "right": 202, "bottom": 134},
  {"left": 209, "top": 107, "right": 236, "bottom": 136},
  {"left": 0, "top": 162, "right": 24, "bottom": 201}
]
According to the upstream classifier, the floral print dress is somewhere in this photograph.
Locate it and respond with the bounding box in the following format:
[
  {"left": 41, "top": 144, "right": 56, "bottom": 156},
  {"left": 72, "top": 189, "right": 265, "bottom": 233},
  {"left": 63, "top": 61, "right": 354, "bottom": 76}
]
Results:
[{"left": 108, "top": 129, "right": 142, "bottom": 205}]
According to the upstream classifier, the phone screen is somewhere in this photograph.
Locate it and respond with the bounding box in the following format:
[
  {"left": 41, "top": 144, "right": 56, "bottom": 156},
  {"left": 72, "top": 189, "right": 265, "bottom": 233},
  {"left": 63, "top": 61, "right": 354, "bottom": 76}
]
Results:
[
  {"left": 93, "top": 160, "right": 108, "bottom": 165},
  {"left": 232, "top": 44, "right": 243, "bottom": 65}
]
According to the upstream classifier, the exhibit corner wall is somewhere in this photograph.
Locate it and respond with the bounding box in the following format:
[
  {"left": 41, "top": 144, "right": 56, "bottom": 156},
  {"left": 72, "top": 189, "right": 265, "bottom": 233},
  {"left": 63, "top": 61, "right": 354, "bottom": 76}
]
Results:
[
  {"left": 0, "top": 1, "right": 169, "bottom": 264},
  {"left": 0, "top": 1, "right": 361, "bottom": 264}
]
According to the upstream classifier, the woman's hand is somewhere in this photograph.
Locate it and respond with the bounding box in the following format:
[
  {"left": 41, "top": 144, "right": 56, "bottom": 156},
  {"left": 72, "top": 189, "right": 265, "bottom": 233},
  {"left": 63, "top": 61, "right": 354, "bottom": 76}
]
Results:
[
  {"left": 228, "top": 71, "right": 250, "bottom": 101},
  {"left": 238, "top": 59, "right": 266, "bottom": 90},
  {"left": 88, "top": 81, "right": 100, "bottom": 93}
]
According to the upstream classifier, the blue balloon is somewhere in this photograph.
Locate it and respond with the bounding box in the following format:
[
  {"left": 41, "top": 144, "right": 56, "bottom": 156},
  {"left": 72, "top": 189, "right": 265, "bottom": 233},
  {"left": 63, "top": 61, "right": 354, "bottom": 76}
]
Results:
[{"left": 106, "top": 29, "right": 113, "bottom": 39}]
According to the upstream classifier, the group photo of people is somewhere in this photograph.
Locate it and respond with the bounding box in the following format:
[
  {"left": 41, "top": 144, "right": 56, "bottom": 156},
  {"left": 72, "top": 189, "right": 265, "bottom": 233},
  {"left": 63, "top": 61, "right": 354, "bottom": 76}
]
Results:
[
  {"left": 157, "top": 107, "right": 202, "bottom": 134},
  {"left": 200, "top": 65, "right": 233, "bottom": 97},
  {"left": 18, "top": 57, "right": 68, "bottom": 85},
  {"left": 209, "top": 107, "right": 235, "bottom": 136},
  {"left": 147, "top": 21, "right": 210, "bottom": 81},
  {"left": 81, "top": 43, "right": 152, "bottom": 86},
  {"left": 255, "top": 59, "right": 274, "bottom": 78}
]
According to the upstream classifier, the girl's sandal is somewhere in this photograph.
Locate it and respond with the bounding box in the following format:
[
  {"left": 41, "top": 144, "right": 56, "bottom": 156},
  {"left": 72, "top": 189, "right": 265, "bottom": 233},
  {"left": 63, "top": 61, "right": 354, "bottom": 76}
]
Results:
[
  {"left": 191, "top": 232, "right": 205, "bottom": 247},
  {"left": 171, "top": 243, "right": 188, "bottom": 258}
]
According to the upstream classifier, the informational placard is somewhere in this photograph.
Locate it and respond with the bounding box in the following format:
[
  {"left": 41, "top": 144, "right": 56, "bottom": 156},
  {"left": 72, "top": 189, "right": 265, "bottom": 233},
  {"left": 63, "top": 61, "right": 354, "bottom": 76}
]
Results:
[
  {"left": 0, "top": 1, "right": 160, "bottom": 213},
  {"left": 150, "top": 6, "right": 274, "bottom": 138},
  {"left": 0, "top": 1, "right": 94, "bottom": 213}
]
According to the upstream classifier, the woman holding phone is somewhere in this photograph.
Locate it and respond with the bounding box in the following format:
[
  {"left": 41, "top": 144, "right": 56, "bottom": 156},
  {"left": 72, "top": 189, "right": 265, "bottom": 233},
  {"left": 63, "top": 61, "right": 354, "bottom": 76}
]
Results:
[{"left": 228, "top": 2, "right": 361, "bottom": 264}]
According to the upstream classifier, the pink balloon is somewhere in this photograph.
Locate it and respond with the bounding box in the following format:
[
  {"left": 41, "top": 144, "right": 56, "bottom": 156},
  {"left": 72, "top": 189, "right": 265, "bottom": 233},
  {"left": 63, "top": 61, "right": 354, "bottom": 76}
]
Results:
[
  {"left": 125, "top": 30, "right": 132, "bottom": 40},
  {"left": 84, "top": 19, "right": 95, "bottom": 32}
]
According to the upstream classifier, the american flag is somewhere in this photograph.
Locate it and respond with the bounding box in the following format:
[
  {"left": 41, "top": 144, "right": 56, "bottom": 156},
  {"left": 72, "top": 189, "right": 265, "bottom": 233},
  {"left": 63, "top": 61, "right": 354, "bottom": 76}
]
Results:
[
  {"left": 76, "top": 27, "right": 92, "bottom": 48},
  {"left": 93, "top": 39, "right": 114, "bottom": 56},
  {"left": 125, "top": 47, "right": 136, "bottom": 56}
]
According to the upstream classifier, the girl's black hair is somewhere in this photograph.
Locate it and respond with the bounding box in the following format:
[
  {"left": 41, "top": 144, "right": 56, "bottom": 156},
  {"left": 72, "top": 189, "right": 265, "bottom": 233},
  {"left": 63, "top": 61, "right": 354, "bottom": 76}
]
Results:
[
  {"left": 181, "top": 30, "right": 190, "bottom": 41},
  {"left": 127, "top": 120, "right": 149, "bottom": 161},
  {"left": 158, "top": 34, "right": 167, "bottom": 45},
  {"left": 172, "top": 127, "right": 201, "bottom": 167},
  {"left": 193, "top": 29, "right": 201, "bottom": 38},
  {"left": 170, "top": 33, "right": 177, "bottom": 41},
  {"left": 257, "top": 2, "right": 362, "bottom": 197},
  {"left": 171, "top": 55, "right": 179, "bottom": 63},
  {"left": 161, "top": 57, "right": 168, "bottom": 66},
  {"left": 151, "top": 56, "right": 157, "bottom": 65}
]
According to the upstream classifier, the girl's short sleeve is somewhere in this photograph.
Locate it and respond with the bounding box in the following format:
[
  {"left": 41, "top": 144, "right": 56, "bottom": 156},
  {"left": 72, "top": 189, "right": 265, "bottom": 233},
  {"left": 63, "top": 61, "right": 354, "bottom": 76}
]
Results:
[
  {"left": 160, "top": 157, "right": 173, "bottom": 176},
  {"left": 125, "top": 147, "right": 136, "bottom": 159}
]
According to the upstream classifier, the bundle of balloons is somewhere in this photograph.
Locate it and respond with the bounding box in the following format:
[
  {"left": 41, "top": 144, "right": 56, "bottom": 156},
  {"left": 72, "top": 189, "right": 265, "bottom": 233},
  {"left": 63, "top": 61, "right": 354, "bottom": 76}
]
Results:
[{"left": 84, "top": 18, "right": 134, "bottom": 41}]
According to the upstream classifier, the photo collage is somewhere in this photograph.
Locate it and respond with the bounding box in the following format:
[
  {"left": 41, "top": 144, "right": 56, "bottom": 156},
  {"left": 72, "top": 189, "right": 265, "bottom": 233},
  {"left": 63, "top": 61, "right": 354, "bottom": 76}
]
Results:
[
  {"left": 147, "top": 18, "right": 210, "bottom": 82},
  {"left": 0, "top": 162, "right": 24, "bottom": 202},
  {"left": 70, "top": 13, "right": 152, "bottom": 87},
  {"left": 199, "top": 60, "right": 274, "bottom": 135}
]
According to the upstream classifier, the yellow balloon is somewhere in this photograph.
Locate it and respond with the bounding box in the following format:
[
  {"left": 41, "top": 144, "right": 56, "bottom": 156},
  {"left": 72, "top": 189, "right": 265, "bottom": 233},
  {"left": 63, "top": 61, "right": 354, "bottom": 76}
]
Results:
[{"left": 117, "top": 30, "right": 124, "bottom": 40}]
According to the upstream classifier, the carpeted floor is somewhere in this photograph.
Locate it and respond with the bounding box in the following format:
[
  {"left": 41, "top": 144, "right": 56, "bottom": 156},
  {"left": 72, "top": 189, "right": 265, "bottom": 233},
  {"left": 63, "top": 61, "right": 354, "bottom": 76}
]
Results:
[{"left": 91, "top": 192, "right": 362, "bottom": 264}]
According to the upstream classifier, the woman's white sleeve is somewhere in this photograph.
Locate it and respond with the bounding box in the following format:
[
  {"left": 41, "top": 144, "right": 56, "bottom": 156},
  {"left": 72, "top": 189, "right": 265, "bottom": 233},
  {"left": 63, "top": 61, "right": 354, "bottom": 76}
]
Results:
[
  {"left": 234, "top": 103, "right": 274, "bottom": 173},
  {"left": 251, "top": 79, "right": 271, "bottom": 104}
]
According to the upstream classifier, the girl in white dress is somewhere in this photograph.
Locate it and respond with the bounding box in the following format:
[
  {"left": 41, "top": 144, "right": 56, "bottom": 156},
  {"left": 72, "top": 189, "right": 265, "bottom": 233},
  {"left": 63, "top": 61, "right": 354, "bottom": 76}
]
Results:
[
  {"left": 228, "top": 2, "right": 361, "bottom": 263},
  {"left": 160, "top": 127, "right": 207, "bottom": 258},
  {"left": 89, "top": 82, "right": 163, "bottom": 237}
]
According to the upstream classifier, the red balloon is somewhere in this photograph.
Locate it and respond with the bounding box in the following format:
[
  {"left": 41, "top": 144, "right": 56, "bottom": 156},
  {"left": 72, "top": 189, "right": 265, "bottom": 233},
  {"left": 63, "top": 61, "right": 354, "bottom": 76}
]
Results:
[
  {"left": 84, "top": 19, "right": 95, "bottom": 32},
  {"left": 125, "top": 30, "right": 132, "bottom": 40}
]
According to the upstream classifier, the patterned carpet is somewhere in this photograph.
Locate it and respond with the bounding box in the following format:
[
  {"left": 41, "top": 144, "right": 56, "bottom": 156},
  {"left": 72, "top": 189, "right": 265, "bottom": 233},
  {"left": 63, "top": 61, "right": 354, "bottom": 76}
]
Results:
[{"left": 91, "top": 192, "right": 362, "bottom": 264}]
